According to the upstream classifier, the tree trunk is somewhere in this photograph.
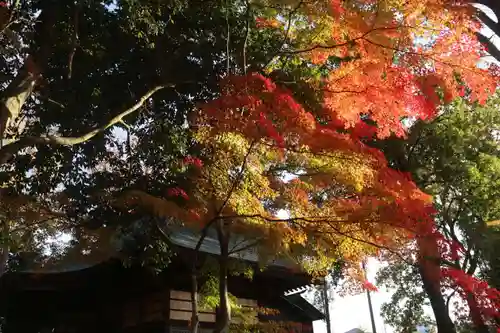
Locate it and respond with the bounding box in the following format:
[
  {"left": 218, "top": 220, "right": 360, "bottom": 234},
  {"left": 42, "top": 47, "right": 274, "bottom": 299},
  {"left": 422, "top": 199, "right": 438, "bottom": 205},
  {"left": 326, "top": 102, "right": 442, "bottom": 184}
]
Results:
[
  {"left": 191, "top": 271, "right": 200, "bottom": 333},
  {"left": 214, "top": 222, "right": 231, "bottom": 333},
  {"left": 417, "top": 234, "right": 456, "bottom": 333},
  {"left": 0, "top": 246, "right": 7, "bottom": 276},
  {"left": 0, "top": 58, "right": 39, "bottom": 141},
  {"left": 0, "top": 1, "right": 55, "bottom": 143},
  {"left": 0, "top": 219, "right": 9, "bottom": 277},
  {"left": 418, "top": 262, "right": 456, "bottom": 333},
  {"left": 461, "top": 252, "right": 490, "bottom": 333},
  {"left": 466, "top": 294, "right": 489, "bottom": 333}
]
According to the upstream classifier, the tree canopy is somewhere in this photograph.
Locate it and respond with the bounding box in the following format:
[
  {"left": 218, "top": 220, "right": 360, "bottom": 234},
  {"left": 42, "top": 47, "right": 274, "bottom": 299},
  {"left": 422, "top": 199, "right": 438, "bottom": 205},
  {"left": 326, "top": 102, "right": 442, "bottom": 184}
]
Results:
[
  {"left": 1, "top": 0, "right": 500, "bottom": 332},
  {"left": 376, "top": 94, "right": 500, "bottom": 333}
]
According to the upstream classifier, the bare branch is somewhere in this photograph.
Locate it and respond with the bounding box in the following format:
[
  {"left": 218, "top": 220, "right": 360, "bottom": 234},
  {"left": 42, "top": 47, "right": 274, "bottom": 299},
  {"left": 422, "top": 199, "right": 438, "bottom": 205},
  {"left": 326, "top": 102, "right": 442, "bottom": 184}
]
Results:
[
  {"left": 10, "top": 215, "right": 71, "bottom": 233},
  {"left": 445, "top": 287, "right": 458, "bottom": 312},
  {"left": 229, "top": 237, "right": 264, "bottom": 255},
  {"left": 67, "top": 2, "right": 80, "bottom": 80},
  {"left": 242, "top": 0, "right": 250, "bottom": 74},
  {"left": 0, "top": 85, "right": 169, "bottom": 163},
  {"left": 0, "top": 0, "right": 20, "bottom": 36},
  {"left": 194, "top": 226, "right": 210, "bottom": 254}
]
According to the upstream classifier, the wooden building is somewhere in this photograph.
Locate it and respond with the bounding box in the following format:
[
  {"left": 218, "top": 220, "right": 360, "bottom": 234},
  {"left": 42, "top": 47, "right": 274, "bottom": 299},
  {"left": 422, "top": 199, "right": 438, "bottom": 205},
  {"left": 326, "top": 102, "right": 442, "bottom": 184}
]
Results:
[{"left": 0, "top": 228, "right": 324, "bottom": 333}]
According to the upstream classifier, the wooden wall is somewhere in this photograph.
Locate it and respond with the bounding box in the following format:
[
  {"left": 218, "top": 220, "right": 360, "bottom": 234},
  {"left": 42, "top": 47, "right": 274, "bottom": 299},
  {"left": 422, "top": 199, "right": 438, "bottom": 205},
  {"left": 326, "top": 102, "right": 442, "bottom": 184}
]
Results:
[
  {"left": 121, "top": 288, "right": 258, "bottom": 331},
  {"left": 169, "top": 290, "right": 216, "bottom": 323}
]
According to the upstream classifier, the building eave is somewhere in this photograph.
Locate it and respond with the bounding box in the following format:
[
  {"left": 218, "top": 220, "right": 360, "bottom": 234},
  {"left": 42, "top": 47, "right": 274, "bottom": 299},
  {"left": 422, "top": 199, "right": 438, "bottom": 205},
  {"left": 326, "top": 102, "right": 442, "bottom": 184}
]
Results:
[{"left": 282, "top": 287, "right": 325, "bottom": 322}]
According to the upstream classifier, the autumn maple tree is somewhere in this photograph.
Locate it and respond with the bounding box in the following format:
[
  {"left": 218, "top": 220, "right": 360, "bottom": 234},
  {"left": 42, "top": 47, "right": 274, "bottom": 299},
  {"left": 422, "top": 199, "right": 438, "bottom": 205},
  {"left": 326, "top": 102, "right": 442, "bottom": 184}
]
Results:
[
  {"left": 124, "top": 72, "right": 425, "bottom": 332},
  {"left": 250, "top": 1, "right": 500, "bottom": 332},
  {"left": 2, "top": 0, "right": 500, "bottom": 332},
  {"left": 376, "top": 94, "right": 500, "bottom": 333},
  {"left": 121, "top": 0, "right": 500, "bottom": 332}
]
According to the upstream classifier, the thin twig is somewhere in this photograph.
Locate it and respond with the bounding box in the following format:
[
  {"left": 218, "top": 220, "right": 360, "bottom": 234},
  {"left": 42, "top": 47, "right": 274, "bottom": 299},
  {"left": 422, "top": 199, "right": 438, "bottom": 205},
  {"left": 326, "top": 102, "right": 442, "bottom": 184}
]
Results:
[
  {"left": 242, "top": 0, "right": 250, "bottom": 75},
  {"left": 262, "top": 0, "right": 304, "bottom": 70},
  {"left": 280, "top": 25, "right": 403, "bottom": 55},
  {"left": 225, "top": 0, "right": 230, "bottom": 76},
  {"left": 229, "top": 238, "right": 264, "bottom": 255},
  {"left": 47, "top": 98, "right": 66, "bottom": 109},
  {"left": 0, "top": 0, "right": 19, "bottom": 36},
  {"left": 67, "top": 1, "right": 80, "bottom": 80}
]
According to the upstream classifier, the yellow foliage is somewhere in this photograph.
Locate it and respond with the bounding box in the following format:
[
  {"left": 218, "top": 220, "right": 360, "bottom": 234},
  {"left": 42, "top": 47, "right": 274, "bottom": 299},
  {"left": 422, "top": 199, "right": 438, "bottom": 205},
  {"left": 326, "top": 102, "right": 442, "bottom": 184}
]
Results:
[
  {"left": 116, "top": 0, "right": 488, "bottom": 289},
  {"left": 121, "top": 114, "right": 423, "bottom": 291},
  {"left": 487, "top": 220, "right": 500, "bottom": 227}
]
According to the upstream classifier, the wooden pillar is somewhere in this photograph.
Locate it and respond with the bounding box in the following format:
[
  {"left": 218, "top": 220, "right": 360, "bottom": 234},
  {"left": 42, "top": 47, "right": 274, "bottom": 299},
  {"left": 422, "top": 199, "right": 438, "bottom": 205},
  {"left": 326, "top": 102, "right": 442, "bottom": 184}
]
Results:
[{"left": 164, "top": 288, "right": 170, "bottom": 333}]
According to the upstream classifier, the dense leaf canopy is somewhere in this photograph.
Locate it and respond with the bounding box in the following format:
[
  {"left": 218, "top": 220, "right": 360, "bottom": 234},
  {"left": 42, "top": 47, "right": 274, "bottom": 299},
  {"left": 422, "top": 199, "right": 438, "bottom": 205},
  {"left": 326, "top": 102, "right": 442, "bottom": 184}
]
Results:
[{"left": 1, "top": 0, "right": 500, "bottom": 331}]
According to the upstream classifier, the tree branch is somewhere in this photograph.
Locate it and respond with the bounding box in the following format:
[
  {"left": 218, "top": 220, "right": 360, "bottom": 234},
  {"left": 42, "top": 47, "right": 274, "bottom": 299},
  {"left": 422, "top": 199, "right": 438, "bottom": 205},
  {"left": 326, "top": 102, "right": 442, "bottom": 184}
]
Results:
[
  {"left": 242, "top": 0, "right": 250, "bottom": 75},
  {"left": 228, "top": 238, "right": 264, "bottom": 255},
  {"left": 445, "top": 287, "right": 458, "bottom": 313},
  {"left": 192, "top": 140, "right": 257, "bottom": 253},
  {"left": 475, "top": 3, "right": 500, "bottom": 38},
  {"left": 0, "top": 85, "right": 169, "bottom": 163},
  {"left": 155, "top": 218, "right": 179, "bottom": 250},
  {"left": 0, "top": 0, "right": 21, "bottom": 36},
  {"left": 262, "top": 0, "right": 304, "bottom": 69},
  {"left": 9, "top": 209, "right": 71, "bottom": 233},
  {"left": 67, "top": 1, "right": 80, "bottom": 80},
  {"left": 279, "top": 25, "right": 407, "bottom": 55},
  {"left": 362, "top": 37, "right": 488, "bottom": 76},
  {"left": 477, "top": 33, "right": 500, "bottom": 64},
  {"left": 218, "top": 213, "right": 349, "bottom": 224}
]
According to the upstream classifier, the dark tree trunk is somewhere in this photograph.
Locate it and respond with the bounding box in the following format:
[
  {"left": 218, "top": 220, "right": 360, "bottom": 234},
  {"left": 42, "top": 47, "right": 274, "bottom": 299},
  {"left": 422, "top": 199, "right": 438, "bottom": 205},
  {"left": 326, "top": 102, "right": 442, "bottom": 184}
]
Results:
[
  {"left": 461, "top": 252, "right": 490, "bottom": 333},
  {"left": 466, "top": 294, "right": 490, "bottom": 333},
  {"left": 0, "top": 1, "right": 56, "bottom": 142},
  {"left": 0, "top": 219, "right": 9, "bottom": 277},
  {"left": 0, "top": 58, "right": 38, "bottom": 140},
  {"left": 214, "top": 221, "right": 231, "bottom": 333},
  {"left": 191, "top": 271, "right": 200, "bottom": 333},
  {"left": 418, "top": 263, "right": 456, "bottom": 333}
]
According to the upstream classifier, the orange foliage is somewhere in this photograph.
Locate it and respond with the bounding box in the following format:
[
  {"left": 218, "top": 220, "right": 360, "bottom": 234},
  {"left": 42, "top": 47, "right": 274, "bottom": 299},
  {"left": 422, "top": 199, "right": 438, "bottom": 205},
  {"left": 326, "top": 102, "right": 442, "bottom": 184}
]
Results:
[
  {"left": 259, "top": 0, "right": 498, "bottom": 138},
  {"left": 124, "top": 0, "right": 500, "bottom": 323},
  {"left": 194, "top": 72, "right": 435, "bottom": 281},
  {"left": 191, "top": 67, "right": 499, "bottom": 322},
  {"left": 245, "top": 1, "right": 500, "bottom": 320}
]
